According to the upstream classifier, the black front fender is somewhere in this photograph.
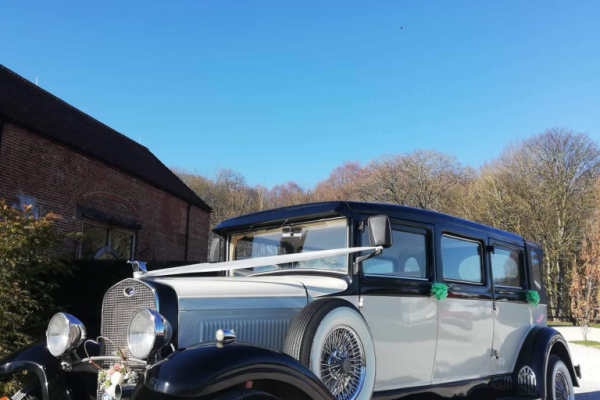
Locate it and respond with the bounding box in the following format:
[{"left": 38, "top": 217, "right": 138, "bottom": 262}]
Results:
[
  {"left": 0, "top": 342, "right": 98, "bottom": 400},
  {"left": 515, "top": 327, "right": 580, "bottom": 399},
  {"left": 135, "top": 342, "right": 334, "bottom": 400}
]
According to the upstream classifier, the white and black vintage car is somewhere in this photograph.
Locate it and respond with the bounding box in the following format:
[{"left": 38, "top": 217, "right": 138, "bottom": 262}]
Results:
[{"left": 1, "top": 202, "right": 582, "bottom": 400}]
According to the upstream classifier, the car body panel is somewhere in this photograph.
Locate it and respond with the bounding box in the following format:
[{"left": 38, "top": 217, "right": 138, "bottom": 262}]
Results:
[
  {"left": 178, "top": 308, "right": 302, "bottom": 349},
  {"left": 148, "top": 275, "right": 350, "bottom": 350},
  {"left": 490, "top": 302, "right": 547, "bottom": 375},
  {"left": 433, "top": 298, "right": 494, "bottom": 383},
  {"left": 361, "top": 295, "right": 438, "bottom": 390}
]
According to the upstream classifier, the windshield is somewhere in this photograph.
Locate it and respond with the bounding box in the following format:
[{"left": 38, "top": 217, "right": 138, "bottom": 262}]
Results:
[{"left": 229, "top": 218, "right": 348, "bottom": 275}]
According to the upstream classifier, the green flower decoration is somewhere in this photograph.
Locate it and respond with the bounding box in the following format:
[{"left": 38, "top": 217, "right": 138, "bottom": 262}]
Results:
[
  {"left": 526, "top": 290, "right": 540, "bottom": 307},
  {"left": 431, "top": 283, "right": 448, "bottom": 300}
]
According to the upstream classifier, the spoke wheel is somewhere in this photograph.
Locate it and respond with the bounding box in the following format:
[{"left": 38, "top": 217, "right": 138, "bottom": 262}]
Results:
[
  {"left": 546, "top": 354, "right": 574, "bottom": 400},
  {"left": 320, "top": 325, "right": 366, "bottom": 400},
  {"left": 554, "top": 371, "right": 571, "bottom": 400}
]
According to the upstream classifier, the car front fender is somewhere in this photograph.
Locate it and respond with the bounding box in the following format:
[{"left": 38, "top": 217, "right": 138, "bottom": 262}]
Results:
[
  {"left": 135, "top": 342, "right": 334, "bottom": 400},
  {"left": 0, "top": 342, "right": 97, "bottom": 400}
]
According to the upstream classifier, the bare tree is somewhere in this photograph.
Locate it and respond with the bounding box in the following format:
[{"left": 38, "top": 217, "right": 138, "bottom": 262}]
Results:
[
  {"left": 267, "top": 182, "right": 309, "bottom": 209},
  {"left": 313, "top": 161, "right": 365, "bottom": 202},
  {"left": 366, "top": 150, "right": 467, "bottom": 211},
  {"left": 457, "top": 128, "right": 600, "bottom": 312},
  {"left": 174, "top": 128, "right": 600, "bottom": 314},
  {"left": 571, "top": 206, "right": 600, "bottom": 341}
]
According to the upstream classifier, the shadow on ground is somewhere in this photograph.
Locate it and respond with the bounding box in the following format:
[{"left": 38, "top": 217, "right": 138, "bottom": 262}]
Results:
[{"left": 576, "top": 391, "right": 600, "bottom": 400}]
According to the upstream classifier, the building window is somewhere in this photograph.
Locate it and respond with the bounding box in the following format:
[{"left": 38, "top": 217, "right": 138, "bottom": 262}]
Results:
[{"left": 80, "top": 220, "right": 135, "bottom": 260}]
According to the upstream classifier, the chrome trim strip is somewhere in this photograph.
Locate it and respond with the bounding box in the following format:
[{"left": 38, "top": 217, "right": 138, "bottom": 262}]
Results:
[
  {"left": 179, "top": 296, "right": 307, "bottom": 311},
  {"left": 72, "top": 356, "right": 148, "bottom": 367}
]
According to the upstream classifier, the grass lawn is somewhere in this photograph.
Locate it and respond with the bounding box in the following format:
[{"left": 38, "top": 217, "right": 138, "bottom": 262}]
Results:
[
  {"left": 571, "top": 340, "right": 600, "bottom": 349},
  {"left": 548, "top": 321, "right": 574, "bottom": 327},
  {"left": 548, "top": 321, "right": 600, "bottom": 329}
]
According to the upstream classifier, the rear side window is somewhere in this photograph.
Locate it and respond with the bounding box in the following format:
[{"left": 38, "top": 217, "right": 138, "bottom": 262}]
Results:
[
  {"left": 530, "top": 249, "right": 543, "bottom": 291},
  {"left": 491, "top": 246, "right": 523, "bottom": 288},
  {"left": 363, "top": 229, "right": 427, "bottom": 279},
  {"left": 441, "top": 235, "right": 483, "bottom": 283}
]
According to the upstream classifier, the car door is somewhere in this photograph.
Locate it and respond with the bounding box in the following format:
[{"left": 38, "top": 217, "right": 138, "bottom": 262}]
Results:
[
  {"left": 359, "top": 217, "right": 438, "bottom": 391},
  {"left": 432, "top": 228, "right": 494, "bottom": 384},
  {"left": 489, "top": 238, "right": 546, "bottom": 375}
]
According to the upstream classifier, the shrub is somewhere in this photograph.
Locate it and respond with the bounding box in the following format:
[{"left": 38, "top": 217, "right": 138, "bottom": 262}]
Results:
[{"left": 0, "top": 201, "right": 65, "bottom": 394}]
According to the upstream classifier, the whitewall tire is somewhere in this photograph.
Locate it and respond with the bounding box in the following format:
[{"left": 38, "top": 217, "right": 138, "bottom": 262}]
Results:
[
  {"left": 284, "top": 299, "right": 376, "bottom": 400},
  {"left": 546, "top": 355, "right": 575, "bottom": 400}
]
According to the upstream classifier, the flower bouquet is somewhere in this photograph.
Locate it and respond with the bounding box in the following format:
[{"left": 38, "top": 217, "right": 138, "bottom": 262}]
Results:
[{"left": 99, "top": 363, "right": 139, "bottom": 400}]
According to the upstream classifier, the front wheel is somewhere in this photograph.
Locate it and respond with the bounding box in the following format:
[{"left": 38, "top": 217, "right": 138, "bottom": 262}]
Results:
[
  {"left": 284, "top": 299, "right": 376, "bottom": 400},
  {"left": 546, "top": 355, "right": 575, "bottom": 400}
]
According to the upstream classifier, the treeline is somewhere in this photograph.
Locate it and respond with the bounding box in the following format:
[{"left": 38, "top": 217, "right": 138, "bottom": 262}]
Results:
[{"left": 175, "top": 127, "right": 600, "bottom": 316}]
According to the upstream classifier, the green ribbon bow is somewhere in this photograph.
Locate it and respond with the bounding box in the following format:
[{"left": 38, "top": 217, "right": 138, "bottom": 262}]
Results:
[
  {"left": 431, "top": 283, "right": 448, "bottom": 301},
  {"left": 526, "top": 290, "right": 540, "bottom": 307}
]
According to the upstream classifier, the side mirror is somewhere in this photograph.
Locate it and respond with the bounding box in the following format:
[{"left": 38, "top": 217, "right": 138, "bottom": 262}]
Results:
[
  {"left": 367, "top": 215, "right": 393, "bottom": 248},
  {"left": 208, "top": 237, "right": 222, "bottom": 263}
]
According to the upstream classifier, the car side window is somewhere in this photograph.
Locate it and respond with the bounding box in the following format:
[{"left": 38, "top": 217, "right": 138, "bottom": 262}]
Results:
[
  {"left": 491, "top": 246, "right": 523, "bottom": 288},
  {"left": 530, "top": 249, "right": 543, "bottom": 291},
  {"left": 363, "top": 229, "right": 427, "bottom": 279},
  {"left": 441, "top": 235, "right": 483, "bottom": 284}
]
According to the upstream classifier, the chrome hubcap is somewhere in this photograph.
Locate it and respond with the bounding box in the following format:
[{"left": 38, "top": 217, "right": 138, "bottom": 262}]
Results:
[
  {"left": 555, "top": 371, "right": 570, "bottom": 400},
  {"left": 320, "top": 326, "right": 366, "bottom": 400}
]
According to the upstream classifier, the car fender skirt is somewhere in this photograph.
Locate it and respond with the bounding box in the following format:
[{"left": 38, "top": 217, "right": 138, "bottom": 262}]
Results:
[
  {"left": 515, "top": 327, "right": 580, "bottom": 398},
  {"left": 138, "top": 342, "right": 334, "bottom": 399}
]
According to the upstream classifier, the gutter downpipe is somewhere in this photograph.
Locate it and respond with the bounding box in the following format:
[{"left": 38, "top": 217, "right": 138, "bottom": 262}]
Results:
[{"left": 184, "top": 203, "right": 192, "bottom": 261}]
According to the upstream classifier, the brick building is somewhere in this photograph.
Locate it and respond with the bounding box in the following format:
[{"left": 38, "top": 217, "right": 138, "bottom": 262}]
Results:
[{"left": 0, "top": 65, "right": 212, "bottom": 262}]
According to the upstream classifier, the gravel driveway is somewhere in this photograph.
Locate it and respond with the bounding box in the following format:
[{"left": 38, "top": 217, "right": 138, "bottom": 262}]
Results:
[
  {"left": 568, "top": 343, "right": 600, "bottom": 399},
  {"left": 543, "top": 327, "right": 600, "bottom": 399}
]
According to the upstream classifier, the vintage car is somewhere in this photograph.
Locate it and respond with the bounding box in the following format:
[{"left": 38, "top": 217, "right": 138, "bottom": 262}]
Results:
[{"left": 1, "top": 201, "right": 582, "bottom": 400}]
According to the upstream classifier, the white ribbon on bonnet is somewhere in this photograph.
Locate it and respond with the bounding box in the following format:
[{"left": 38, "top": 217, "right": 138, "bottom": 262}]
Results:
[{"left": 138, "top": 246, "right": 382, "bottom": 278}]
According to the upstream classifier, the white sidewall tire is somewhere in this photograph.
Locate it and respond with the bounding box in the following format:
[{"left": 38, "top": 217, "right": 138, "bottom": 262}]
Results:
[
  {"left": 309, "top": 307, "right": 376, "bottom": 400},
  {"left": 550, "top": 359, "right": 575, "bottom": 400}
]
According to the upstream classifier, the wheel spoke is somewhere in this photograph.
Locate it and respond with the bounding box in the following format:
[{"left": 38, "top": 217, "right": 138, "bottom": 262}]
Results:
[
  {"left": 319, "top": 326, "right": 366, "bottom": 400},
  {"left": 555, "top": 371, "right": 570, "bottom": 400}
]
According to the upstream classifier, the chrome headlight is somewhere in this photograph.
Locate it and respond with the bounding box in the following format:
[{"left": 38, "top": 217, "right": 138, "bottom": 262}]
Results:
[
  {"left": 46, "top": 313, "right": 86, "bottom": 357},
  {"left": 127, "top": 308, "right": 172, "bottom": 359}
]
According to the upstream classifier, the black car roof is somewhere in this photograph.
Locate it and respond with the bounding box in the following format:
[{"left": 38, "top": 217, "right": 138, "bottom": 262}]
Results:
[{"left": 214, "top": 201, "right": 524, "bottom": 243}]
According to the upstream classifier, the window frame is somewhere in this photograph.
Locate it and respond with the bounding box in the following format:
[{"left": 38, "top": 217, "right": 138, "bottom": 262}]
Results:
[
  {"left": 226, "top": 216, "right": 351, "bottom": 276},
  {"left": 529, "top": 249, "right": 543, "bottom": 292},
  {"left": 79, "top": 218, "right": 136, "bottom": 260},
  {"left": 361, "top": 222, "right": 433, "bottom": 283},
  {"left": 441, "top": 233, "right": 486, "bottom": 286},
  {"left": 490, "top": 243, "right": 526, "bottom": 290}
]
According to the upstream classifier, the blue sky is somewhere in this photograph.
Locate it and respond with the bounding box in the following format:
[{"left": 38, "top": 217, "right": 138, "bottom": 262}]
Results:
[{"left": 2, "top": 1, "right": 599, "bottom": 187}]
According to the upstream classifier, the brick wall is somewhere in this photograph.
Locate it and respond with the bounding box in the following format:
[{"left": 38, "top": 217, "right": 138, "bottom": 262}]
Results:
[{"left": 0, "top": 122, "right": 210, "bottom": 261}]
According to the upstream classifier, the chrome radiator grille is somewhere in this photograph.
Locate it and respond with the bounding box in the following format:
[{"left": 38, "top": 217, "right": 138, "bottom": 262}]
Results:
[{"left": 97, "top": 279, "right": 157, "bottom": 399}]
